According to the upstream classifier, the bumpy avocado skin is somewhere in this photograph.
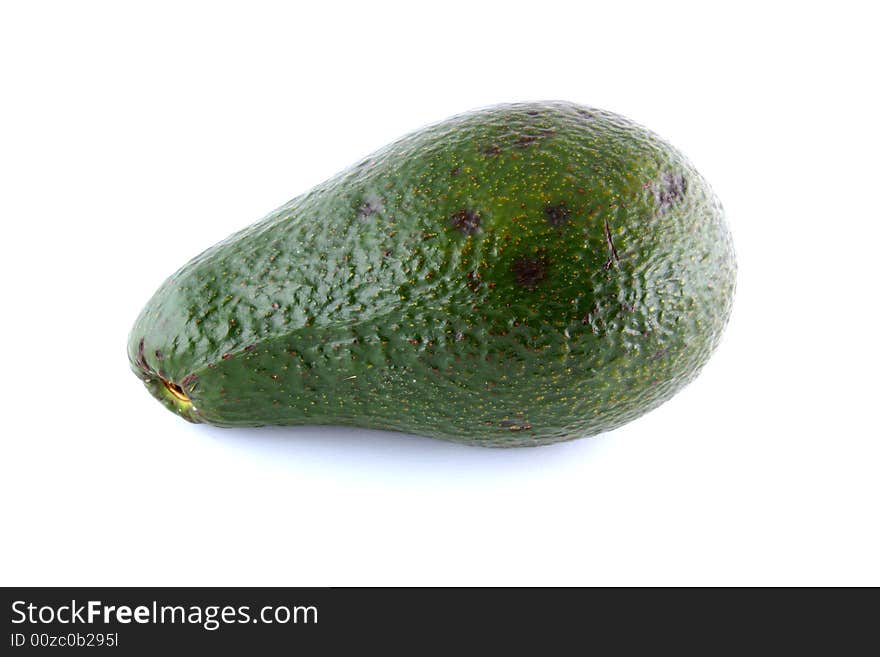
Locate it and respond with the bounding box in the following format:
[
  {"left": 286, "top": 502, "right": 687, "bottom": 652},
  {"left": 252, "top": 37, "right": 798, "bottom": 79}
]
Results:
[{"left": 128, "top": 101, "right": 736, "bottom": 446}]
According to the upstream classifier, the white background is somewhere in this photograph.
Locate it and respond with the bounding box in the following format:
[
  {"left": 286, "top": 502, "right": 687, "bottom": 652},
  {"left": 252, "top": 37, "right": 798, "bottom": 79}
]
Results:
[{"left": 1, "top": 1, "right": 877, "bottom": 586}]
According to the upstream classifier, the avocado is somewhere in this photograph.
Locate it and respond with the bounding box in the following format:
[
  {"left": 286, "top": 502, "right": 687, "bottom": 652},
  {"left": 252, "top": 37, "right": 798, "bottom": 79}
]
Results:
[{"left": 128, "top": 101, "right": 735, "bottom": 446}]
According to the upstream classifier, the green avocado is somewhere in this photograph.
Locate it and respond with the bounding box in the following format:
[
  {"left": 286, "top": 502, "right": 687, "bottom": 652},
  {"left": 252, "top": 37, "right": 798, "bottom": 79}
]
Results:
[{"left": 128, "top": 101, "right": 736, "bottom": 446}]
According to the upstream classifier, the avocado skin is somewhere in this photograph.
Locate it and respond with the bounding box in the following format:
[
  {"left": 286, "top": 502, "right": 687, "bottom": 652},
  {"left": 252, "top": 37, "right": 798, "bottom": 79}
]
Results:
[{"left": 128, "top": 101, "right": 735, "bottom": 446}]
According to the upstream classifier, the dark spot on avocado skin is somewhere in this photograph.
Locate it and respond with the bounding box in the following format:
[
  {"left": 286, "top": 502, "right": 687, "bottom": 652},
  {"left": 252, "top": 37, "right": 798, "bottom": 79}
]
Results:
[
  {"left": 515, "top": 128, "right": 555, "bottom": 149},
  {"left": 654, "top": 172, "right": 688, "bottom": 210},
  {"left": 135, "top": 337, "right": 151, "bottom": 372},
  {"left": 511, "top": 255, "right": 549, "bottom": 289},
  {"left": 499, "top": 418, "right": 532, "bottom": 431},
  {"left": 652, "top": 348, "right": 669, "bottom": 361},
  {"left": 450, "top": 209, "right": 481, "bottom": 234},
  {"left": 357, "top": 196, "right": 383, "bottom": 218},
  {"left": 603, "top": 218, "right": 620, "bottom": 269},
  {"left": 154, "top": 349, "right": 164, "bottom": 360},
  {"left": 544, "top": 203, "right": 571, "bottom": 226},
  {"left": 181, "top": 373, "right": 198, "bottom": 388},
  {"left": 484, "top": 144, "right": 502, "bottom": 157}
]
